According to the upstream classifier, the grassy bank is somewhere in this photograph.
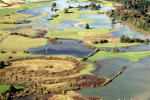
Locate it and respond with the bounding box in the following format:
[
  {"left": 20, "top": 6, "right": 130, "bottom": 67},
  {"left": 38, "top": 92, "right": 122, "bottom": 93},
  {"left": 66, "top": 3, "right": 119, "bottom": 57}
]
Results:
[
  {"left": 78, "top": 63, "right": 95, "bottom": 75},
  {"left": 87, "top": 41, "right": 142, "bottom": 47},
  {"left": 88, "top": 51, "right": 150, "bottom": 61},
  {"left": 49, "top": 8, "right": 108, "bottom": 26},
  {"left": 0, "top": 85, "right": 22, "bottom": 93}
]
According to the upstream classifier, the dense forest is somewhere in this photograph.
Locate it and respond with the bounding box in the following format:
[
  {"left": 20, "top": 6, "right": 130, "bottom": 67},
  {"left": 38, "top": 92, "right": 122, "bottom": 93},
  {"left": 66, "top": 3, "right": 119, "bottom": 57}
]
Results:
[{"left": 106, "top": 0, "right": 150, "bottom": 32}]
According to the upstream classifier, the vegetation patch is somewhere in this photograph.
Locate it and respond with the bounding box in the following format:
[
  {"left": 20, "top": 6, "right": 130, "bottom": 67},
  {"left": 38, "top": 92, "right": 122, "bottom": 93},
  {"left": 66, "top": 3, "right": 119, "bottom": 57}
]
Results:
[{"left": 88, "top": 51, "right": 150, "bottom": 61}]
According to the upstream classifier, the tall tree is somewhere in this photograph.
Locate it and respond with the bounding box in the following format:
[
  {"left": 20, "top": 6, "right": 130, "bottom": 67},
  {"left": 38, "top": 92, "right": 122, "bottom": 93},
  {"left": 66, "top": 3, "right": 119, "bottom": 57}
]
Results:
[{"left": 85, "top": 23, "right": 89, "bottom": 29}]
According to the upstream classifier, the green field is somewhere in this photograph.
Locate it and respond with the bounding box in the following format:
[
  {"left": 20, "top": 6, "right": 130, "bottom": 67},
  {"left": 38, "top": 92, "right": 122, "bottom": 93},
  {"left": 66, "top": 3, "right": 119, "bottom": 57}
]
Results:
[
  {"left": 0, "top": 85, "right": 22, "bottom": 93},
  {"left": 88, "top": 51, "right": 150, "bottom": 61},
  {"left": 78, "top": 63, "right": 95, "bottom": 75},
  {"left": 46, "top": 28, "right": 113, "bottom": 39}
]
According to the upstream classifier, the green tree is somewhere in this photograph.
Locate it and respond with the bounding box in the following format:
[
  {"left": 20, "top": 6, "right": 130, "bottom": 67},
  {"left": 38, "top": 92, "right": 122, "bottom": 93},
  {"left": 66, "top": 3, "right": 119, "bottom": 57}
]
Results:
[
  {"left": 115, "top": 47, "right": 118, "bottom": 52},
  {"left": 0, "top": 61, "right": 5, "bottom": 69},
  {"left": 111, "top": 18, "right": 115, "bottom": 24},
  {"left": 98, "top": 4, "right": 101, "bottom": 8},
  {"left": 64, "top": 8, "right": 68, "bottom": 13},
  {"left": 8, "top": 85, "right": 17, "bottom": 93},
  {"left": 52, "top": 2, "right": 56, "bottom": 7},
  {"left": 85, "top": 23, "right": 89, "bottom": 29}
]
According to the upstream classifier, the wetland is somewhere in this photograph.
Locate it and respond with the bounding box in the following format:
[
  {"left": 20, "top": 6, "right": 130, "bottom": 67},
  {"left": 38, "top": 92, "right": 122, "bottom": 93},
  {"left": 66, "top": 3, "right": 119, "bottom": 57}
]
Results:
[{"left": 0, "top": 0, "right": 150, "bottom": 100}]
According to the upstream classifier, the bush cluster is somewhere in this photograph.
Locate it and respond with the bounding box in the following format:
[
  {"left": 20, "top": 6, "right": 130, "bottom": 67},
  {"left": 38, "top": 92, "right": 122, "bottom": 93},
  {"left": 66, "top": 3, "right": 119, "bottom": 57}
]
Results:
[
  {"left": 91, "top": 39, "right": 108, "bottom": 44},
  {"left": 120, "top": 35, "right": 144, "bottom": 43}
]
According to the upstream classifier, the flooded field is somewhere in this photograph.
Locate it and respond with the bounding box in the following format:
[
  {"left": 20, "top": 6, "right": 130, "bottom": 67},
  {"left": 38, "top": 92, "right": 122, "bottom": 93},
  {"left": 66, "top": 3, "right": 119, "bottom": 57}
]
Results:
[{"left": 0, "top": 0, "right": 150, "bottom": 99}]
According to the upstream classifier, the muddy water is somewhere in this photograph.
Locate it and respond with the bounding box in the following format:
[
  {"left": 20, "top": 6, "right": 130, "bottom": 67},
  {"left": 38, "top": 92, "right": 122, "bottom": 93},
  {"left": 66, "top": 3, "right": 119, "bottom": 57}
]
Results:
[{"left": 76, "top": 56, "right": 150, "bottom": 100}]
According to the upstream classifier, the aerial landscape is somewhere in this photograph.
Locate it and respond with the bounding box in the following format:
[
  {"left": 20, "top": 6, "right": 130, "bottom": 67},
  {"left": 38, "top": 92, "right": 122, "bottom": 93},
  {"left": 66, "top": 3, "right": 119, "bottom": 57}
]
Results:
[{"left": 0, "top": 0, "right": 150, "bottom": 100}]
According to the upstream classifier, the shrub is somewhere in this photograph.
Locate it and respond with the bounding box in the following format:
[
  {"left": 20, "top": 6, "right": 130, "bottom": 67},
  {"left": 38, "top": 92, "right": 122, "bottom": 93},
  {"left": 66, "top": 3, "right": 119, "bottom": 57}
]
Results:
[
  {"left": 23, "top": 50, "right": 29, "bottom": 53},
  {"left": 121, "top": 66, "right": 125, "bottom": 69},
  {"left": 1, "top": 50, "right": 5, "bottom": 53},
  {"left": 64, "top": 8, "right": 68, "bottom": 13},
  {"left": 85, "top": 23, "right": 89, "bottom": 29},
  {"left": 51, "top": 14, "right": 59, "bottom": 18},
  {"left": 65, "top": 73, "right": 69, "bottom": 75},
  {"left": 0, "top": 61, "right": 5, "bottom": 69},
  {"left": 81, "top": 57, "right": 86, "bottom": 61},
  {"left": 91, "top": 40, "right": 97, "bottom": 44},
  {"left": 52, "top": 2, "right": 56, "bottom": 7},
  {"left": 78, "top": 40, "right": 82, "bottom": 43},
  {"left": 43, "top": 90, "right": 48, "bottom": 95},
  {"left": 94, "top": 48, "right": 99, "bottom": 52},
  {"left": 120, "top": 50, "right": 124, "bottom": 52},
  {"left": 55, "top": 79, "right": 60, "bottom": 83},
  {"left": 8, "top": 56, "right": 13, "bottom": 59},
  {"left": 6, "top": 93, "right": 10, "bottom": 97}
]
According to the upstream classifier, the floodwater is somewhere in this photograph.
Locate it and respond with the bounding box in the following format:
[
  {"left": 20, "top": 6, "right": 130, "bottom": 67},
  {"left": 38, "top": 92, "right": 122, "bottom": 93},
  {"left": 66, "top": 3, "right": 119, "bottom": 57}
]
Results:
[
  {"left": 76, "top": 56, "right": 150, "bottom": 100},
  {"left": 3, "top": 0, "right": 150, "bottom": 100}
]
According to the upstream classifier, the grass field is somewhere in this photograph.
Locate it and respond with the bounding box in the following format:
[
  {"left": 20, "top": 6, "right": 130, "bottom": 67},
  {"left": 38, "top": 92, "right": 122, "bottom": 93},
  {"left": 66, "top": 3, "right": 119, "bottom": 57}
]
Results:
[
  {"left": 0, "top": 30, "right": 11, "bottom": 40},
  {"left": 0, "top": 13, "right": 31, "bottom": 23},
  {"left": 78, "top": 63, "right": 95, "bottom": 75},
  {"left": 49, "top": 8, "right": 108, "bottom": 26},
  {"left": 46, "top": 28, "right": 113, "bottom": 39},
  {"left": 0, "top": 84, "right": 22, "bottom": 93},
  {"left": 88, "top": 51, "right": 150, "bottom": 61},
  {"left": 0, "top": 35, "right": 47, "bottom": 53},
  {"left": 12, "top": 28, "right": 38, "bottom": 35}
]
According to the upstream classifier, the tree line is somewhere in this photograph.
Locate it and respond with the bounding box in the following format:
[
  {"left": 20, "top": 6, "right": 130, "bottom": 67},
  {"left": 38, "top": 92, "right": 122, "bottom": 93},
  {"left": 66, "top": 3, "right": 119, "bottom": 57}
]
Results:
[{"left": 106, "top": 0, "right": 150, "bottom": 32}]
